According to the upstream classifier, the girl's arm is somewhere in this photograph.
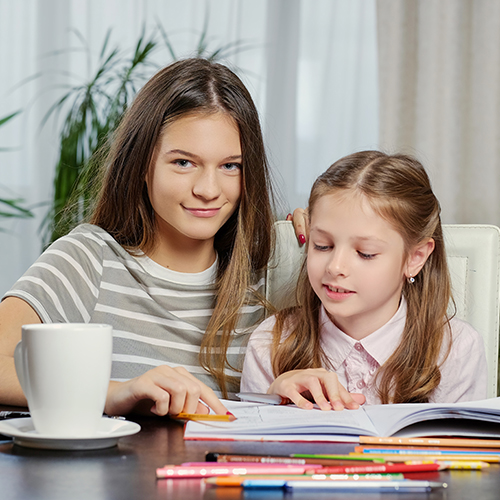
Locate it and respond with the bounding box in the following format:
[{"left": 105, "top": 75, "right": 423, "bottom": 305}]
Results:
[{"left": 0, "top": 297, "right": 41, "bottom": 406}]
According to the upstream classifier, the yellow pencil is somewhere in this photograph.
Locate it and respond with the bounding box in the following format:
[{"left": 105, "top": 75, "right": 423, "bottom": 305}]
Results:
[
  {"left": 438, "top": 461, "right": 490, "bottom": 470},
  {"left": 172, "top": 412, "right": 237, "bottom": 422}
]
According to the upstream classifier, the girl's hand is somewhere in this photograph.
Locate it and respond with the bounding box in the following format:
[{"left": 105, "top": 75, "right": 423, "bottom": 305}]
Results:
[
  {"left": 105, "top": 365, "right": 228, "bottom": 417},
  {"left": 267, "top": 368, "right": 366, "bottom": 411}
]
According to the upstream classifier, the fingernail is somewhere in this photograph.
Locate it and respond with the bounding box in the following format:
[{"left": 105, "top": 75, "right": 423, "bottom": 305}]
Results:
[
  {"left": 226, "top": 411, "right": 237, "bottom": 421},
  {"left": 298, "top": 234, "right": 306, "bottom": 245},
  {"left": 286, "top": 213, "right": 292, "bottom": 221}
]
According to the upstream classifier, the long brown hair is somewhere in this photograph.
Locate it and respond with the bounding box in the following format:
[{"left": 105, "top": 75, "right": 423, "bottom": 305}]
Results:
[
  {"left": 272, "top": 151, "right": 452, "bottom": 403},
  {"left": 90, "top": 58, "right": 275, "bottom": 396}
]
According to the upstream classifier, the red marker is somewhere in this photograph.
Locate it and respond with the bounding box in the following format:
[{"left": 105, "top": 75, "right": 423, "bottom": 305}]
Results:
[{"left": 310, "top": 463, "right": 444, "bottom": 474}]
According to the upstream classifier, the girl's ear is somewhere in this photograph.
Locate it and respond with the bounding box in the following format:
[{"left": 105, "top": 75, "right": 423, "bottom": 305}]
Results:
[{"left": 405, "top": 238, "right": 435, "bottom": 279}]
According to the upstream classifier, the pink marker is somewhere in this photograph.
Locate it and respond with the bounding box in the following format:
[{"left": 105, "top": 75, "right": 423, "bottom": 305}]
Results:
[{"left": 156, "top": 464, "right": 316, "bottom": 479}]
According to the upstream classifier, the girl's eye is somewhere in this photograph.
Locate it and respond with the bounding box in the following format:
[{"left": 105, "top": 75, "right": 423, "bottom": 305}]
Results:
[
  {"left": 222, "top": 163, "right": 241, "bottom": 172},
  {"left": 174, "top": 159, "right": 193, "bottom": 168},
  {"left": 313, "top": 243, "right": 331, "bottom": 251},
  {"left": 358, "top": 251, "right": 377, "bottom": 260}
]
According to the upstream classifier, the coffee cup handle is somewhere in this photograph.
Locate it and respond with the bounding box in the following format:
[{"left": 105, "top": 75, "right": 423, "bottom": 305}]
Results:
[{"left": 13, "top": 341, "right": 28, "bottom": 398}]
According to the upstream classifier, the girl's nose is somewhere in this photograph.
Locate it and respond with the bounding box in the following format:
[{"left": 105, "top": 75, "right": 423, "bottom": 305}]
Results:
[
  {"left": 327, "top": 249, "right": 348, "bottom": 277},
  {"left": 193, "top": 168, "right": 221, "bottom": 200}
]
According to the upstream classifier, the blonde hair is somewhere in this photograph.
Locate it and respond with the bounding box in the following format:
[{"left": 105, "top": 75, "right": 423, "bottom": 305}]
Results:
[{"left": 272, "top": 151, "right": 453, "bottom": 403}]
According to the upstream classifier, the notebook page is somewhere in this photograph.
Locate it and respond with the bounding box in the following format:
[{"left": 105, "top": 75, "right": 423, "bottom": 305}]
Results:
[
  {"left": 184, "top": 400, "right": 378, "bottom": 438},
  {"left": 364, "top": 397, "right": 500, "bottom": 437}
]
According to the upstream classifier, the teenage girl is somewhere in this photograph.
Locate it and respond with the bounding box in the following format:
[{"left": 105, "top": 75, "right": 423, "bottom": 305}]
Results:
[
  {"left": 0, "top": 58, "right": 304, "bottom": 417},
  {"left": 241, "top": 151, "right": 487, "bottom": 410}
]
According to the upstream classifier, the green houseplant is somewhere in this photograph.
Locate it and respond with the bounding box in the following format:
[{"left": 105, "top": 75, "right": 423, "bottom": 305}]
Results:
[
  {"left": 41, "top": 21, "right": 252, "bottom": 247},
  {"left": 0, "top": 111, "right": 34, "bottom": 230}
]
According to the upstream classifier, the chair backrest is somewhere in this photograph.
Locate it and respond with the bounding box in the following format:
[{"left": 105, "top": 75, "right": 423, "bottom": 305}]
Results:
[{"left": 266, "top": 221, "right": 500, "bottom": 398}]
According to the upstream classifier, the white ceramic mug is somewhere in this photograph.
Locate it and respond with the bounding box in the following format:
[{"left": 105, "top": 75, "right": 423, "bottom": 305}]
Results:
[{"left": 14, "top": 323, "right": 113, "bottom": 437}]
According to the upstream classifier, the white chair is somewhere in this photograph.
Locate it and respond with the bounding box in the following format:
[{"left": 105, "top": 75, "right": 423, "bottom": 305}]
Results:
[{"left": 266, "top": 221, "right": 500, "bottom": 398}]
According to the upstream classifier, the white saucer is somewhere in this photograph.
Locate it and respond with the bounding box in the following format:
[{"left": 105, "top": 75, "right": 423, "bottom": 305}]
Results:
[{"left": 0, "top": 417, "right": 141, "bottom": 450}]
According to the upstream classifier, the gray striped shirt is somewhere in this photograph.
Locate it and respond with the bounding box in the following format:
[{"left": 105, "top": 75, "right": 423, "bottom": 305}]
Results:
[{"left": 4, "top": 224, "right": 266, "bottom": 394}]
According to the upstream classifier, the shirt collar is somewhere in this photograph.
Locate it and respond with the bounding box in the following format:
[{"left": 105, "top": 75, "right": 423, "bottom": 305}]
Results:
[{"left": 320, "top": 298, "right": 407, "bottom": 369}]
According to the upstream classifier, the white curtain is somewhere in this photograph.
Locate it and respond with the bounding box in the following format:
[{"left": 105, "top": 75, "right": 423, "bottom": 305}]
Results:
[
  {"left": 377, "top": 0, "right": 500, "bottom": 225},
  {"left": 0, "top": 0, "right": 378, "bottom": 295}
]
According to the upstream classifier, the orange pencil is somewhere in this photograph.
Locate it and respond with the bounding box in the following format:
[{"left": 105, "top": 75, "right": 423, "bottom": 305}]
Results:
[{"left": 173, "top": 412, "right": 236, "bottom": 422}]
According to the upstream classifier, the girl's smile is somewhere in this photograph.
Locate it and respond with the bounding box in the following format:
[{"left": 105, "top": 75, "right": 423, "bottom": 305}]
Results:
[
  {"left": 183, "top": 207, "right": 222, "bottom": 217},
  {"left": 323, "top": 284, "right": 355, "bottom": 300}
]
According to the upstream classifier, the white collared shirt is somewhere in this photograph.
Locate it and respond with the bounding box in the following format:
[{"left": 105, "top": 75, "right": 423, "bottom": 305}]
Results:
[{"left": 241, "top": 299, "right": 488, "bottom": 404}]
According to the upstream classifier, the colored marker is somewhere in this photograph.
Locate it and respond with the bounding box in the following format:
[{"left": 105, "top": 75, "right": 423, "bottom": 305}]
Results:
[
  {"left": 307, "top": 463, "right": 446, "bottom": 474},
  {"left": 181, "top": 462, "right": 321, "bottom": 467},
  {"left": 156, "top": 464, "right": 313, "bottom": 479}
]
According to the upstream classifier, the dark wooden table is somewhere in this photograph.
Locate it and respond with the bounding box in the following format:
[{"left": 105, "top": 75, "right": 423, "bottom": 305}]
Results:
[{"left": 1, "top": 407, "right": 499, "bottom": 500}]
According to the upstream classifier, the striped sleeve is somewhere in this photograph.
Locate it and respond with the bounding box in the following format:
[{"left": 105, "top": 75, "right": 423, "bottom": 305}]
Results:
[{"left": 4, "top": 229, "right": 104, "bottom": 323}]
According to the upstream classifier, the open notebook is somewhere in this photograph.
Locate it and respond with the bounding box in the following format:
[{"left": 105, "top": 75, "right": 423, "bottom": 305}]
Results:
[{"left": 184, "top": 397, "right": 500, "bottom": 443}]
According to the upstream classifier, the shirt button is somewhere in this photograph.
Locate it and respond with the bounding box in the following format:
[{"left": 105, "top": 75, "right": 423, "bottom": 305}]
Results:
[
  {"left": 355, "top": 343, "right": 363, "bottom": 351},
  {"left": 357, "top": 380, "right": 365, "bottom": 389}
]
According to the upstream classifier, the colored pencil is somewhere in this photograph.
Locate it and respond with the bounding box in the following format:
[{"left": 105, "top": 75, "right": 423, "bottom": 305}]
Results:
[
  {"left": 205, "top": 452, "right": 384, "bottom": 465},
  {"left": 359, "top": 435, "right": 500, "bottom": 448},
  {"left": 436, "top": 461, "right": 490, "bottom": 470},
  {"left": 357, "top": 447, "right": 500, "bottom": 456},
  {"left": 172, "top": 412, "right": 236, "bottom": 422},
  {"left": 217, "top": 479, "right": 446, "bottom": 491},
  {"left": 282, "top": 480, "right": 447, "bottom": 492},
  {"left": 205, "top": 473, "right": 405, "bottom": 486},
  {"left": 354, "top": 444, "right": 500, "bottom": 455},
  {"left": 349, "top": 453, "right": 500, "bottom": 462},
  {"left": 292, "top": 453, "right": 385, "bottom": 462},
  {"left": 236, "top": 392, "right": 289, "bottom": 405}
]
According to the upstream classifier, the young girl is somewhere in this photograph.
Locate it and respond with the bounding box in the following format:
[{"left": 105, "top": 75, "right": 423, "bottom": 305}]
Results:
[
  {"left": 241, "top": 151, "right": 488, "bottom": 410},
  {"left": 0, "top": 58, "right": 304, "bottom": 417}
]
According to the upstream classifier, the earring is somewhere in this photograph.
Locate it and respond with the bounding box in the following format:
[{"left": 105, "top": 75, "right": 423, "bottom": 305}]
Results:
[{"left": 408, "top": 275, "right": 415, "bottom": 284}]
